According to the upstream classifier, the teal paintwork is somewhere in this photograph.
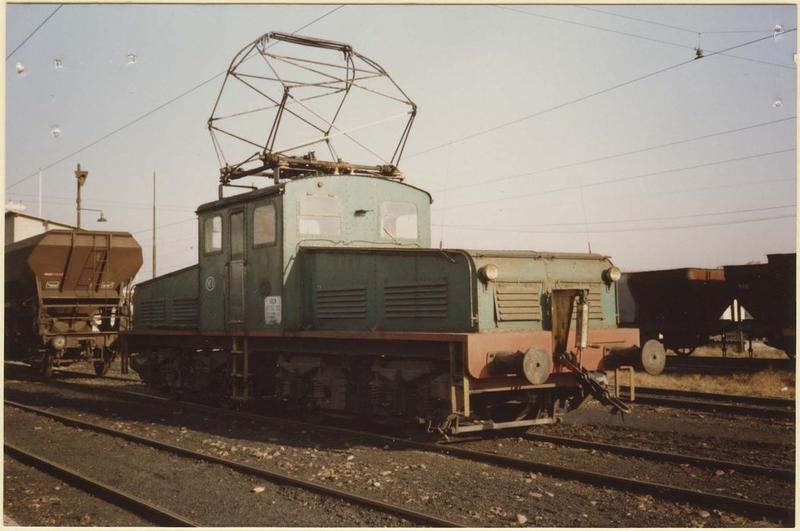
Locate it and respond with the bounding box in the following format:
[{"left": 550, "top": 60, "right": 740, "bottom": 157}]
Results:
[
  {"left": 133, "top": 174, "right": 622, "bottom": 335},
  {"left": 134, "top": 265, "right": 198, "bottom": 328},
  {"left": 302, "top": 247, "right": 475, "bottom": 331},
  {"left": 467, "top": 250, "right": 618, "bottom": 331}
]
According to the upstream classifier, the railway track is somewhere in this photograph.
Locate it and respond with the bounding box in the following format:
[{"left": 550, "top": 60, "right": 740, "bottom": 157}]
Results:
[
  {"left": 5, "top": 400, "right": 461, "bottom": 528},
  {"left": 663, "top": 355, "right": 794, "bottom": 375},
  {"left": 3, "top": 442, "right": 199, "bottom": 526},
  {"left": 6, "top": 376, "right": 794, "bottom": 525},
  {"left": 625, "top": 387, "right": 795, "bottom": 419},
  {"left": 521, "top": 432, "right": 793, "bottom": 480}
]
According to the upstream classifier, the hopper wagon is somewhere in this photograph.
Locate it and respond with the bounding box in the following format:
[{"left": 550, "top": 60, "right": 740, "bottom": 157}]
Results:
[{"left": 5, "top": 229, "right": 143, "bottom": 375}]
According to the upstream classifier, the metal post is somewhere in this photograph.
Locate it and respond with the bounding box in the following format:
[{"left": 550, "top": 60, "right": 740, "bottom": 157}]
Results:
[
  {"left": 38, "top": 168, "right": 42, "bottom": 218},
  {"left": 76, "top": 172, "right": 81, "bottom": 228},
  {"left": 152, "top": 171, "right": 156, "bottom": 279},
  {"left": 74, "top": 164, "right": 88, "bottom": 228}
]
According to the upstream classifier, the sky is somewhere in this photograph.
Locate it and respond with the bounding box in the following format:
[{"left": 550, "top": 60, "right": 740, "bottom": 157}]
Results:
[{"left": 5, "top": 4, "right": 797, "bottom": 281}]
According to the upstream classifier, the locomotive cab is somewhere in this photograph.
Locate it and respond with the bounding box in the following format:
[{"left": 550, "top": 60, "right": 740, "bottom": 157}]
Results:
[{"left": 193, "top": 175, "right": 432, "bottom": 332}]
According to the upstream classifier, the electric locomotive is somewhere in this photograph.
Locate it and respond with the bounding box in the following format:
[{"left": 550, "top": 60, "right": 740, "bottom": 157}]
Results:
[{"left": 123, "top": 31, "right": 643, "bottom": 434}]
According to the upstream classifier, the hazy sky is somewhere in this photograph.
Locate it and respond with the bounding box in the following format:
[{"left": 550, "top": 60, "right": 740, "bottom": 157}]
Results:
[{"left": 6, "top": 4, "right": 797, "bottom": 281}]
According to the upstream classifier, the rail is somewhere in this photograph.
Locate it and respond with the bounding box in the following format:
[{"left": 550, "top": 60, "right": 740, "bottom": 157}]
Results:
[
  {"left": 4, "top": 442, "right": 198, "bottom": 526},
  {"left": 6, "top": 375, "right": 793, "bottom": 525},
  {"left": 522, "top": 432, "right": 793, "bottom": 480},
  {"left": 5, "top": 400, "right": 462, "bottom": 528}
]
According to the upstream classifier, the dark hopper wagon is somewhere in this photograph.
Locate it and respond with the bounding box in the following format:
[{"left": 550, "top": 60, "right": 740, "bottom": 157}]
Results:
[{"left": 5, "top": 229, "right": 143, "bottom": 375}]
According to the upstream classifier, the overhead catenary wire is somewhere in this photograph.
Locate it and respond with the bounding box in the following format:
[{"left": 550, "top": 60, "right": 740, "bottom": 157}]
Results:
[
  {"left": 427, "top": 116, "right": 796, "bottom": 194},
  {"left": 5, "top": 193, "right": 194, "bottom": 213},
  {"left": 6, "top": 4, "right": 63, "bottom": 60},
  {"left": 439, "top": 203, "right": 796, "bottom": 229},
  {"left": 407, "top": 27, "right": 797, "bottom": 160},
  {"left": 6, "top": 5, "right": 346, "bottom": 191},
  {"left": 574, "top": 6, "right": 781, "bottom": 35},
  {"left": 436, "top": 213, "right": 795, "bottom": 235},
  {"left": 494, "top": 6, "right": 793, "bottom": 70},
  {"left": 435, "top": 147, "right": 796, "bottom": 211},
  {"left": 131, "top": 217, "right": 196, "bottom": 235}
]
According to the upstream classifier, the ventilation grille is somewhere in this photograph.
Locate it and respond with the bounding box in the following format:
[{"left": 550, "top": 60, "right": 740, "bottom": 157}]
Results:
[
  {"left": 171, "top": 298, "right": 199, "bottom": 325},
  {"left": 495, "top": 283, "right": 543, "bottom": 321},
  {"left": 384, "top": 281, "right": 448, "bottom": 319},
  {"left": 315, "top": 287, "right": 367, "bottom": 319},
  {"left": 558, "top": 281, "right": 604, "bottom": 319},
  {"left": 137, "top": 299, "right": 165, "bottom": 326}
]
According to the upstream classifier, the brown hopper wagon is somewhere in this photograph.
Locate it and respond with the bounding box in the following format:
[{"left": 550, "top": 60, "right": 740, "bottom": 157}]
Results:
[{"left": 5, "top": 229, "right": 143, "bottom": 375}]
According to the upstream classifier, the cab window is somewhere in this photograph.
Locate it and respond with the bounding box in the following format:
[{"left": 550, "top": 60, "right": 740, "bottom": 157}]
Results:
[
  {"left": 299, "top": 194, "right": 341, "bottom": 236},
  {"left": 253, "top": 203, "right": 276, "bottom": 246},
  {"left": 230, "top": 211, "right": 244, "bottom": 258},
  {"left": 204, "top": 215, "right": 222, "bottom": 254},
  {"left": 381, "top": 201, "right": 417, "bottom": 239}
]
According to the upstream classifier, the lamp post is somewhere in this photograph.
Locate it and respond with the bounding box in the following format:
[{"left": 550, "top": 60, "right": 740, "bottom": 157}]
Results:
[
  {"left": 77, "top": 207, "right": 108, "bottom": 224},
  {"left": 75, "top": 163, "right": 88, "bottom": 228}
]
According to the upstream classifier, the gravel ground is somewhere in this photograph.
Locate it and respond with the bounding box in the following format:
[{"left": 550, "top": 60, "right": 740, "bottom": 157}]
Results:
[
  {"left": 5, "top": 405, "right": 413, "bottom": 527},
  {"left": 4, "top": 378, "right": 790, "bottom": 527},
  {"left": 454, "top": 436, "right": 793, "bottom": 507},
  {"left": 563, "top": 400, "right": 795, "bottom": 447},
  {"left": 3, "top": 455, "right": 150, "bottom": 526},
  {"left": 543, "top": 411, "right": 794, "bottom": 470}
]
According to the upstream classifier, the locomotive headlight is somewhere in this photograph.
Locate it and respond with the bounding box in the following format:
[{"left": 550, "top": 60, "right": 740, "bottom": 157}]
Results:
[
  {"left": 51, "top": 335, "right": 66, "bottom": 350},
  {"left": 479, "top": 264, "right": 499, "bottom": 282},
  {"left": 603, "top": 266, "right": 622, "bottom": 283}
]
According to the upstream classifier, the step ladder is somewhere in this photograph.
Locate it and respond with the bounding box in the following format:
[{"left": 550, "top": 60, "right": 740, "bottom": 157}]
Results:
[
  {"left": 230, "top": 336, "right": 251, "bottom": 400},
  {"left": 75, "top": 233, "right": 111, "bottom": 292}
]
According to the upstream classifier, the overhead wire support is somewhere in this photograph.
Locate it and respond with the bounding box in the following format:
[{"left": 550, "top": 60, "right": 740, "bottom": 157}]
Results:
[{"left": 494, "top": 6, "right": 794, "bottom": 70}]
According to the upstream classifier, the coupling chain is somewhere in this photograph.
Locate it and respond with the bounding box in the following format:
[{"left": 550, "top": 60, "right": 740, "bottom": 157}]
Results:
[{"left": 558, "top": 351, "right": 631, "bottom": 414}]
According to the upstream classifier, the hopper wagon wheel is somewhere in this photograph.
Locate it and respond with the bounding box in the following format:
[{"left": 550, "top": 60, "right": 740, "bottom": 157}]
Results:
[
  {"left": 93, "top": 348, "right": 115, "bottom": 377},
  {"left": 38, "top": 352, "right": 55, "bottom": 378}
]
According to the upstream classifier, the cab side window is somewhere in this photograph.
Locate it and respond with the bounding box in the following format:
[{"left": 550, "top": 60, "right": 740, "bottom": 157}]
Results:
[
  {"left": 299, "top": 194, "right": 341, "bottom": 236},
  {"left": 253, "top": 204, "right": 276, "bottom": 246},
  {"left": 204, "top": 215, "right": 222, "bottom": 254},
  {"left": 381, "top": 201, "right": 418, "bottom": 239}
]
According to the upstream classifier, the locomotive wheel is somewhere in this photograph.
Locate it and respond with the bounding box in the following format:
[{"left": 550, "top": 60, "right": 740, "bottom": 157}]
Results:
[
  {"left": 673, "top": 346, "right": 696, "bottom": 357},
  {"left": 641, "top": 339, "right": 666, "bottom": 375}
]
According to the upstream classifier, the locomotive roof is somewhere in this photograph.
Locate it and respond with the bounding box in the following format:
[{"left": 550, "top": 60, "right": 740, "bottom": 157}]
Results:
[
  {"left": 465, "top": 249, "right": 610, "bottom": 261},
  {"left": 299, "top": 246, "right": 610, "bottom": 261},
  {"left": 196, "top": 174, "right": 432, "bottom": 214}
]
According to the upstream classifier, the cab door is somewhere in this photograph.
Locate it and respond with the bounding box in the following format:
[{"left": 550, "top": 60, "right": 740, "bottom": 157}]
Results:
[
  {"left": 199, "top": 210, "right": 226, "bottom": 331},
  {"left": 226, "top": 210, "right": 246, "bottom": 328},
  {"left": 247, "top": 200, "right": 282, "bottom": 330}
]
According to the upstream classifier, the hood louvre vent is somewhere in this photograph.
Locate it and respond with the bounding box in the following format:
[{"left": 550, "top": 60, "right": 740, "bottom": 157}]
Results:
[
  {"left": 495, "top": 282, "right": 543, "bottom": 321},
  {"left": 315, "top": 286, "right": 367, "bottom": 319},
  {"left": 384, "top": 281, "right": 448, "bottom": 319}
]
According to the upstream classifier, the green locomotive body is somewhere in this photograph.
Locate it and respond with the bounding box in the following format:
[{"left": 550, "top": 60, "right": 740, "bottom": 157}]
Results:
[{"left": 127, "top": 174, "right": 639, "bottom": 433}]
